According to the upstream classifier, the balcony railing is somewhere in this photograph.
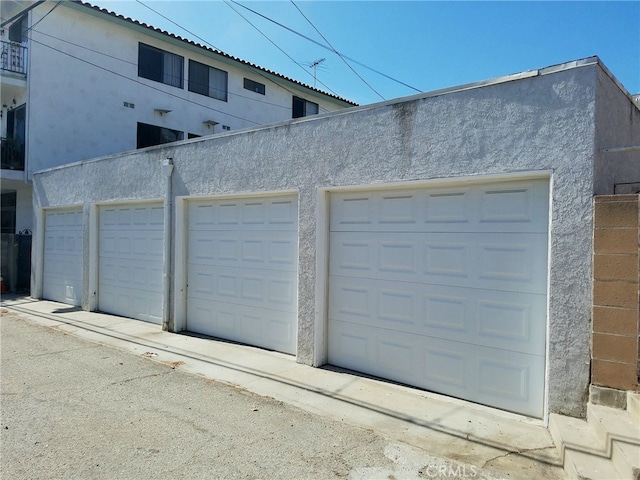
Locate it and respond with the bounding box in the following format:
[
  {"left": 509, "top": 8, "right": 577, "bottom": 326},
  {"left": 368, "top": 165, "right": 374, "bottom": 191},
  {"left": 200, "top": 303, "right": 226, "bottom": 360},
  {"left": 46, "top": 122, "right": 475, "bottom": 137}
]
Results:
[
  {"left": 1, "top": 137, "right": 25, "bottom": 170},
  {"left": 1, "top": 41, "right": 27, "bottom": 75}
]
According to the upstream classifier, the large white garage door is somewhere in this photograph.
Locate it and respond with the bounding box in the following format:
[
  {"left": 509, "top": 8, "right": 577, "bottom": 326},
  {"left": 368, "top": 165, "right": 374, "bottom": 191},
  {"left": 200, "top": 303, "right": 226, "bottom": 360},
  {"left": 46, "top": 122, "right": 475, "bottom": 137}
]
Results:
[
  {"left": 186, "top": 195, "right": 298, "bottom": 354},
  {"left": 328, "top": 179, "right": 549, "bottom": 417},
  {"left": 43, "top": 208, "right": 83, "bottom": 306},
  {"left": 98, "top": 203, "right": 163, "bottom": 324}
]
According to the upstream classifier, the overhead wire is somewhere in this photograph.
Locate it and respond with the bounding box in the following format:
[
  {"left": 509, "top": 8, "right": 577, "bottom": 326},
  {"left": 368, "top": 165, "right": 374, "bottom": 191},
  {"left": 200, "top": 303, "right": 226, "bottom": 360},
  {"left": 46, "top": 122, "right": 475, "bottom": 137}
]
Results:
[
  {"left": 26, "top": 0, "right": 63, "bottom": 33},
  {"left": 228, "top": 0, "right": 422, "bottom": 94},
  {"left": 14, "top": 0, "right": 360, "bottom": 127},
  {"left": 221, "top": 0, "right": 340, "bottom": 100},
  {"left": 134, "top": 0, "right": 339, "bottom": 112},
  {"left": 28, "top": 36, "right": 263, "bottom": 126},
  {"left": 30, "top": 28, "right": 315, "bottom": 112},
  {"left": 289, "top": 0, "right": 385, "bottom": 101}
]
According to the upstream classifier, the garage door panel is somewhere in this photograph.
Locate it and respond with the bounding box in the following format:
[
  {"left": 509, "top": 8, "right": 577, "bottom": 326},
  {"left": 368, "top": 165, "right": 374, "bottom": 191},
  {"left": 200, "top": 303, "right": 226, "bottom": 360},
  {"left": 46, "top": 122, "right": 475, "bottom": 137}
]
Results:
[
  {"left": 187, "top": 297, "right": 296, "bottom": 353},
  {"left": 98, "top": 203, "right": 163, "bottom": 324},
  {"left": 330, "top": 275, "right": 546, "bottom": 355},
  {"left": 331, "top": 231, "right": 548, "bottom": 294},
  {"left": 100, "top": 205, "right": 164, "bottom": 229},
  {"left": 186, "top": 195, "right": 298, "bottom": 355},
  {"left": 188, "top": 230, "right": 297, "bottom": 270},
  {"left": 188, "top": 196, "right": 297, "bottom": 231},
  {"left": 331, "top": 180, "right": 549, "bottom": 233},
  {"left": 99, "top": 233, "right": 163, "bottom": 259},
  {"left": 98, "top": 284, "right": 162, "bottom": 323},
  {"left": 328, "top": 179, "right": 549, "bottom": 417},
  {"left": 188, "top": 263, "right": 296, "bottom": 311},
  {"left": 43, "top": 209, "right": 83, "bottom": 306},
  {"left": 99, "top": 258, "right": 162, "bottom": 292},
  {"left": 328, "top": 319, "right": 545, "bottom": 417}
]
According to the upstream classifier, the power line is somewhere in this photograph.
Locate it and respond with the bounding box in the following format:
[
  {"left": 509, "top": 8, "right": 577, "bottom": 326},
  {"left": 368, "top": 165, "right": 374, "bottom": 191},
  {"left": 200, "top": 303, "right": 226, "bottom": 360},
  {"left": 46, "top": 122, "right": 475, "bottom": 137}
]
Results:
[
  {"left": 30, "top": 28, "right": 313, "bottom": 113},
  {"left": 27, "top": 0, "right": 63, "bottom": 33},
  {"left": 29, "top": 36, "right": 263, "bottom": 126},
  {"left": 0, "top": 0, "right": 45, "bottom": 28},
  {"left": 290, "top": 0, "right": 385, "bottom": 101},
  {"left": 221, "top": 0, "right": 339, "bottom": 100},
  {"left": 134, "top": 0, "right": 337, "bottom": 112},
  {"left": 229, "top": 0, "right": 422, "bottom": 94}
]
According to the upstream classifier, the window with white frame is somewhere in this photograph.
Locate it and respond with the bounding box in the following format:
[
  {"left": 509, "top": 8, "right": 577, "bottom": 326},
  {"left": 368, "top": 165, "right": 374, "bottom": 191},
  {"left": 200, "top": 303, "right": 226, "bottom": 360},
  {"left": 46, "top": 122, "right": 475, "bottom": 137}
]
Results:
[
  {"left": 188, "top": 60, "right": 228, "bottom": 101},
  {"left": 138, "top": 43, "right": 184, "bottom": 88},
  {"left": 292, "top": 96, "right": 319, "bottom": 118}
]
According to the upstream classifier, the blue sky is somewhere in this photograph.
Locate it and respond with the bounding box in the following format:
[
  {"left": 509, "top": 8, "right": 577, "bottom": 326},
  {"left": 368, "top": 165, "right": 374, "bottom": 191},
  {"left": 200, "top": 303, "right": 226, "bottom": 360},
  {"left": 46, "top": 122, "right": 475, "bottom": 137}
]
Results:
[{"left": 91, "top": 1, "right": 639, "bottom": 105}]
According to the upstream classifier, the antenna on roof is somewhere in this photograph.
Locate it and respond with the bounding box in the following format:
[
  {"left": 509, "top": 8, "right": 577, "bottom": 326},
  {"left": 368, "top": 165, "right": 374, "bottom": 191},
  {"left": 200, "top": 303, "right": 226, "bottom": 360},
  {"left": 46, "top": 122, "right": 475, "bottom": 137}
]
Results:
[{"left": 310, "top": 58, "right": 325, "bottom": 88}]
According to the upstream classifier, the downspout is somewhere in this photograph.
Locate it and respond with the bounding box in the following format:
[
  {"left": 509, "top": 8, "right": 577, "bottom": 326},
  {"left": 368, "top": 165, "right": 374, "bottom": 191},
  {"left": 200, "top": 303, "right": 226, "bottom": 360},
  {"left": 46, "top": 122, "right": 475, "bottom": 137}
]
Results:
[{"left": 162, "top": 158, "right": 174, "bottom": 331}]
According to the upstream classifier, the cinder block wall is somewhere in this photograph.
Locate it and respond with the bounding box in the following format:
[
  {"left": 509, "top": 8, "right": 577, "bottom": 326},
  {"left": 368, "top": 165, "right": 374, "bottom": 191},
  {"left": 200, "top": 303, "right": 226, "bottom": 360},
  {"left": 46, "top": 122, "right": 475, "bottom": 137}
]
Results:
[{"left": 592, "top": 195, "right": 640, "bottom": 390}]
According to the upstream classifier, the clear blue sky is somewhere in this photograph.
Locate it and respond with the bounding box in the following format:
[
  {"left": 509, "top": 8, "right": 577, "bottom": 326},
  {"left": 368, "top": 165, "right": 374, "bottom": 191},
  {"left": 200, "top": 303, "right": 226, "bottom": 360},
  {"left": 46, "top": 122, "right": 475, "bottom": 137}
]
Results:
[{"left": 91, "top": 1, "right": 639, "bottom": 105}]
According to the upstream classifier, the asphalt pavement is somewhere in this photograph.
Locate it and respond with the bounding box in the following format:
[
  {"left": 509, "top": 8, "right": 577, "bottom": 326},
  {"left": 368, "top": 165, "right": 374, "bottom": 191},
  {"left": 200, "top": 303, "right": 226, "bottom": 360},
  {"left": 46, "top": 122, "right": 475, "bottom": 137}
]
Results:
[
  {"left": 1, "top": 299, "right": 565, "bottom": 480},
  {"left": 1, "top": 309, "right": 500, "bottom": 480}
]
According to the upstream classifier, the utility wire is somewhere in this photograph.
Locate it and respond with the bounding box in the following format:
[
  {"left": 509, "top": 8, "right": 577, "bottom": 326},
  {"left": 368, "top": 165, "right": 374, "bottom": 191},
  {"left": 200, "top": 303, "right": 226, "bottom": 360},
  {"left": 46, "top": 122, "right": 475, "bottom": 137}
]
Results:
[
  {"left": 134, "top": 0, "right": 338, "bottom": 112},
  {"left": 290, "top": 0, "right": 384, "bottom": 101},
  {"left": 31, "top": 28, "right": 314, "bottom": 113},
  {"left": 222, "top": 0, "right": 339, "bottom": 99},
  {"left": 26, "top": 0, "right": 63, "bottom": 34},
  {"left": 29, "top": 36, "right": 263, "bottom": 126},
  {"left": 229, "top": 0, "right": 422, "bottom": 94}
]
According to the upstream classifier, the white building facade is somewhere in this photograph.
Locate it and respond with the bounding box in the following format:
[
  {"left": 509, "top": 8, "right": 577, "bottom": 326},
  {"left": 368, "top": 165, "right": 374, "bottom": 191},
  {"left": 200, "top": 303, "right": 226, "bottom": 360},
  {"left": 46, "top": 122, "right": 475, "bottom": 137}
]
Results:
[{"left": 0, "top": 0, "right": 354, "bottom": 237}]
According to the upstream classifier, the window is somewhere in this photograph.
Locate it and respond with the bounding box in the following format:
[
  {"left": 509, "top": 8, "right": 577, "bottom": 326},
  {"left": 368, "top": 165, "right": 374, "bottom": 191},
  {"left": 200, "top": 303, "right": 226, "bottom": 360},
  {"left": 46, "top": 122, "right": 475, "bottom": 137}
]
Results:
[
  {"left": 9, "top": 15, "right": 28, "bottom": 43},
  {"left": 292, "top": 96, "right": 319, "bottom": 118},
  {"left": 189, "top": 60, "right": 228, "bottom": 101},
  {"left": 243, "top": 78, "right": 265, "bottom": 95},
  {"left": 138, "top": 43, "right": 184, "bottom": 88},
  {"left": 137, "top": 123, "right": 184, "bottom": 149}
]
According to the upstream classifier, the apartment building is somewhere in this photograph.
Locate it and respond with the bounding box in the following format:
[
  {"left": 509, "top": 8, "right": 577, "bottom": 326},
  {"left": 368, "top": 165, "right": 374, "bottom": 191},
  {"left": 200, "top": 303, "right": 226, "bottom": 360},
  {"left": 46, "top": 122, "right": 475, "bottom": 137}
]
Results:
[{"left": 0, "top": 0, "right": 355, "bottom": 291}]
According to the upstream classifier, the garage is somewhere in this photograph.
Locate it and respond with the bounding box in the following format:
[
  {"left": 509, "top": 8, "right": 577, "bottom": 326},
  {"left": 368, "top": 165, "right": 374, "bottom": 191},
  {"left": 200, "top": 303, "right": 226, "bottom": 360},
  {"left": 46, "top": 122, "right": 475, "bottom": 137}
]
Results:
[
  {"left": 185, "top": 194, "right": 298, "bottom": 354},
  {"left": 42, "top": 208, "right": 83, "bottom": 305},
  {"left": 98, "top": 203, "right": 164, "bottom": 324},
  {"left": 327, "top": 178, "right": 549, "bottom": 417}
]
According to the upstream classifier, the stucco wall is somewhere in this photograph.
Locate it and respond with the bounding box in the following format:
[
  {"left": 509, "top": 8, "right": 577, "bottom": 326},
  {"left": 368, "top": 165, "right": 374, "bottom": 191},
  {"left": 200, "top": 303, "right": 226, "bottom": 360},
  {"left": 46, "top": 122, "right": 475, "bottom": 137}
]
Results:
[
  {"left": 35, "top": 61, "right": 607, "bottom": 417},
  {"left": 593, "top": 66, "right": 640, "bottom": 195}
]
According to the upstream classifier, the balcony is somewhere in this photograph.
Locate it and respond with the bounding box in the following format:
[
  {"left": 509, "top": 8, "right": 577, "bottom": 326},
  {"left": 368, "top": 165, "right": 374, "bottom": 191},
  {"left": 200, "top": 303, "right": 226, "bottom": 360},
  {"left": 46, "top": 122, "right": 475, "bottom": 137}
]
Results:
[
  {"left": 1, "top": 138, "right": 25, "bottom": 170},
  {"left": 1, "top": 41, "right": 27, "bottom": 76}
]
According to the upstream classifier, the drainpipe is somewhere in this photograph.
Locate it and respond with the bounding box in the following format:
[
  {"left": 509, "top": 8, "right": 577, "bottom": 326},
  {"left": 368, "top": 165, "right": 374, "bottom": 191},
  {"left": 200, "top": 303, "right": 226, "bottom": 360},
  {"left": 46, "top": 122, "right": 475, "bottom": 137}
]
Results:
[{"left": 162, "top": 158, "right": 174, "bottom": 331}]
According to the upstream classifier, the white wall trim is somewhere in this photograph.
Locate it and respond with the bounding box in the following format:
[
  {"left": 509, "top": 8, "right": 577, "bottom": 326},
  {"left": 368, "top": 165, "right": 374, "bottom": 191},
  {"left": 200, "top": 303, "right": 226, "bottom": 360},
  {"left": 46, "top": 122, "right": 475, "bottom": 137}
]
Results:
[
  {"left": 323, "top": 171, "right": 553, "bottom": 194},
  {"left": 314, "top": 188, "right": 331, "bottom": 367},
  {"left": 88, "top": 203, "right": 98, "bottom": 311},
  {"left": 173, "top": 196, "right": 188, "bottom": 332},
  {"left": 32, "top": 207, "right": 45, "bottom": 300}
]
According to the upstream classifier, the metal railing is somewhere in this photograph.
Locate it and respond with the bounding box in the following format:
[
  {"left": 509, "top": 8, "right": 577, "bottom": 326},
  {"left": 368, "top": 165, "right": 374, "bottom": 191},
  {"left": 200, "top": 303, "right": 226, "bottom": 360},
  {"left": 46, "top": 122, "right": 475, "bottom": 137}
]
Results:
[
  {"left": 1, "top": 137, "right": 25, "bottom": 170},
  {"left": 1, "top": 41, "right": 27, "bottom": 75}
]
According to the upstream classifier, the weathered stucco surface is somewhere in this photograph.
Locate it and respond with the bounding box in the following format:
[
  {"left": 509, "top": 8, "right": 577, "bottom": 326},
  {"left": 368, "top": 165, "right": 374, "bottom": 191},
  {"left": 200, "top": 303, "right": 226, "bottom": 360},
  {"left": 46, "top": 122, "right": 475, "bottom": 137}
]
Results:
[
  {"left": 593, "top": 65, "right": 640, "bottom": 195},
  {"left": 34, "top": 60, "right": 639, "bottom": 417}
]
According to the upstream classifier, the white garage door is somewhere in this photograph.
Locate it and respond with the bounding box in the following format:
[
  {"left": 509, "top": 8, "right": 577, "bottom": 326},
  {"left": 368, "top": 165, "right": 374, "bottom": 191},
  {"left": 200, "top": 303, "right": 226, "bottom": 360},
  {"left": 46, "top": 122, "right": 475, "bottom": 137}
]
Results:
[
  {"left": 43, "top": 208, "right": 83, "bottom": 306},
  {"left": 186, "top": 195, "right": 298, "bottom": 354},
  {"left": 98, "top": 203, "right": 163, "bottom": 324},
  {"left": 328, "top": 179, "right": 549, "bottom": 417}
]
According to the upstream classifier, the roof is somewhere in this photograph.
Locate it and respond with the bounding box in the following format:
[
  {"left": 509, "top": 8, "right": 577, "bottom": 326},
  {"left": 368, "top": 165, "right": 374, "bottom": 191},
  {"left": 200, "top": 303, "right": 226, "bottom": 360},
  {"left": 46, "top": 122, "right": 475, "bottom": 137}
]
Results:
[{"left": 63, "top": 0, "right": 357, "bottom": 107}]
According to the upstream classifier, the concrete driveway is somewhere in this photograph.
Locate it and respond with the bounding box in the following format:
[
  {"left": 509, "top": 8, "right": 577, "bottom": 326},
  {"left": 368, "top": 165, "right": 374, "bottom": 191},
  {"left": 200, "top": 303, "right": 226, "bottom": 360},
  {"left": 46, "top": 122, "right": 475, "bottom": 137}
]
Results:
[{"left": 0, "top": 300, "right": 564, "bottom": 479}]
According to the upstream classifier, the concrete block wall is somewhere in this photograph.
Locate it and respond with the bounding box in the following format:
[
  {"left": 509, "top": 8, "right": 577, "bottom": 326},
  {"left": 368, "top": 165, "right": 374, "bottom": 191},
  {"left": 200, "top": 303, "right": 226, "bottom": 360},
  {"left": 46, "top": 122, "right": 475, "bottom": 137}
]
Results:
[{"left": 592, "top": 195, "right": 640, "bottom": 391}]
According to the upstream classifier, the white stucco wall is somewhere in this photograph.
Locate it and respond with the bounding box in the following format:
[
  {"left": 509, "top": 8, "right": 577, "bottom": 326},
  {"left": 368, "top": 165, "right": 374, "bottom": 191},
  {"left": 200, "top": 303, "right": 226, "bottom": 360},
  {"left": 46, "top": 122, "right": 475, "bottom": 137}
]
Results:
[
  {"left": 35, "top": 59, "right": 639, "bottom": 417},
  {"left": 593, "top": 65, "right": 640, "bottom": 195},
  {"left": 15, "top": 188, "right": 33, "bottom": 233}
]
